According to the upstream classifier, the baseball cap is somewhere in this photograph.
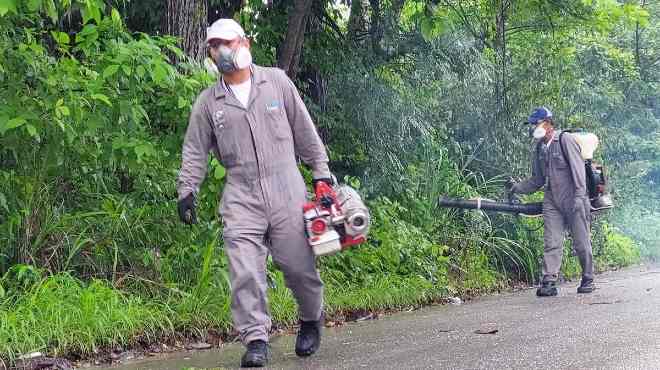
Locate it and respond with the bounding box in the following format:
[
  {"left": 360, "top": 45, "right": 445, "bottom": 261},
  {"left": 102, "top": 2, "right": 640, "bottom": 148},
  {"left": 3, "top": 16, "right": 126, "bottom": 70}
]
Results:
[
  {"left": 206, "top": 18, "right": 245, "bottom": 43},
  {"left": 526, "top": 107, "right": 553, "bottom": 124}
]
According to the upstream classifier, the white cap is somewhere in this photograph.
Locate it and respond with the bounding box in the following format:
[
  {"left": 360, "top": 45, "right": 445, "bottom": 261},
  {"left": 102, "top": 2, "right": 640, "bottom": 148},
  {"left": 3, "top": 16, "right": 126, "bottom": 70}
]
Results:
[{"left": 206, "top": 18, "right": 245, "bottom": 43}]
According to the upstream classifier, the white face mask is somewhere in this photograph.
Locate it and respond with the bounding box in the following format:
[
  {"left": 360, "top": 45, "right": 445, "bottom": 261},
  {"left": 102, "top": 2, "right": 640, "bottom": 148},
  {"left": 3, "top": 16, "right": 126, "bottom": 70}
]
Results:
[{"left": 532, "top": 124, "right": 547, "bottom": 140}]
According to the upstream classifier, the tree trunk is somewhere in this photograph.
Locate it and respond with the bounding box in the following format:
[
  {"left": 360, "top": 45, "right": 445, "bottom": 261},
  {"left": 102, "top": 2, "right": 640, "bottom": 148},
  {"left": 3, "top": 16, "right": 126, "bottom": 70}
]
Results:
[
  {"left": 635, "top": 0, "right": 647, "bottom": 81},
  {"left": 369, "top": 0, "right": 383, "bottom": 56},
  {"left": 347, "top": 0, "right": 367, "bottom": 45},
  {"left": 278, "top": 0, "right": 314, "bottom": 78},
  {"left": 165, "top": 0, "right": 208, "bottom": 62},
  {"left": 494, "top": 0, "right": 509, "bottom": 117},
  {"left": 208, "top": 0, "right": 244, "bottom": 23}
]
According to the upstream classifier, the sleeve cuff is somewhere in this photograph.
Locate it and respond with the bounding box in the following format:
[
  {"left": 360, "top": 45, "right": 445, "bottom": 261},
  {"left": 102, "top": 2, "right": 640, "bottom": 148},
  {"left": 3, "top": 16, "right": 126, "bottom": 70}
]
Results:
[
  {"left": 177, "top": 187, "right": 196, "bottom": 201},
  {"left": 311, "top": 162, "right": 331, "bottom": 180}
]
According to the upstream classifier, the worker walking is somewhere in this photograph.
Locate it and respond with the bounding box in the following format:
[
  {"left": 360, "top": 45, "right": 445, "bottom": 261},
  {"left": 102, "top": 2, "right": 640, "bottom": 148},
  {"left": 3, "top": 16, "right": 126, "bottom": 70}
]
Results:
[
  {"left": 509, "top": 107, "right": 595, "bottom": 297},
  {"left": 176, "top": 18, "right": 332, "bottom": 367}
]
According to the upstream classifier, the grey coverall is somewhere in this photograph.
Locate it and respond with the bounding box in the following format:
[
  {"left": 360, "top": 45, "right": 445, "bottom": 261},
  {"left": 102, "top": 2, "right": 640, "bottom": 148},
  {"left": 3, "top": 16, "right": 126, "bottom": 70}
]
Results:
[
  {"left": 512, "top": 131, "right": 594, "bottom": 283},
  {"left": 177, "top": 65, "right": 330, "bottom": 344}
]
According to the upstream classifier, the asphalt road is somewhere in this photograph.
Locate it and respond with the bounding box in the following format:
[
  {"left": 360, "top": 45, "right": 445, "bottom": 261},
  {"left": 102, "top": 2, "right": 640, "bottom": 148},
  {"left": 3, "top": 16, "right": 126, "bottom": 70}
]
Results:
[{"left": 102, "top": 264, "right": 660, "bottom": 370}]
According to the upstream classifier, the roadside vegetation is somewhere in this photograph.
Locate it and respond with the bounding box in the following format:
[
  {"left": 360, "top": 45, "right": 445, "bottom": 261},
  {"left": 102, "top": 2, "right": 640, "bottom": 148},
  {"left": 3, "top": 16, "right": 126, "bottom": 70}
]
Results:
[{"left": 0, "top": 0, "right": 657, "bottom": 364}]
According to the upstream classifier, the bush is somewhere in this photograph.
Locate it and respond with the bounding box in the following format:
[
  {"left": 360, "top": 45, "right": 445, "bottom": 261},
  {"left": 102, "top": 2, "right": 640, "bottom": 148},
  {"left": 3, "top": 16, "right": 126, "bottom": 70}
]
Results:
[{"left": 595, "top": 224, "right": 641, "bottom": 270}]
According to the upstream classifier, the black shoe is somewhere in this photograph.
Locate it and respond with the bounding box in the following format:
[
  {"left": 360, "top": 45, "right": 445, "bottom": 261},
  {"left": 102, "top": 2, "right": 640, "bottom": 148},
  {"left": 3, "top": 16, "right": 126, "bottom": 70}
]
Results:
[
  {"left": 536, "top": 281, "right": 558, "bottom": 297},
  {"left": 295, "top": 314, "right": 323, "bottom": 357},
  {"left": 240, "top": 340, "right": 270, "bottom": 368},
  {"left": 577, "top": 278, "right": 595, "bottom": 294}
]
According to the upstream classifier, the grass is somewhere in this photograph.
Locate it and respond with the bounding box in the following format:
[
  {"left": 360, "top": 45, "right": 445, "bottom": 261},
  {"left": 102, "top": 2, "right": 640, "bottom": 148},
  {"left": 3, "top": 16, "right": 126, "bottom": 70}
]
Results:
[
  {"left": 0, "top": 271, "right": 449, "bottom": 363},
  {"left": 0, "top": 231, "right": 644, "bottom": 364},
  {"left": 0, "top": 274, "right": 172, "bottom": 362}
]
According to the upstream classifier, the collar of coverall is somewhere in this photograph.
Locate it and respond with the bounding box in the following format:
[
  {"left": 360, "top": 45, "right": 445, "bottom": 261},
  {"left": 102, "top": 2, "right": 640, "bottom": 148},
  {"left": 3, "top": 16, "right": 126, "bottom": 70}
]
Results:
[
  {"left": 213, "top": 65, "right": 267, "bottom": 99},
  {"left": 543, "top": 130, "right": 561, "bottom": 146}
]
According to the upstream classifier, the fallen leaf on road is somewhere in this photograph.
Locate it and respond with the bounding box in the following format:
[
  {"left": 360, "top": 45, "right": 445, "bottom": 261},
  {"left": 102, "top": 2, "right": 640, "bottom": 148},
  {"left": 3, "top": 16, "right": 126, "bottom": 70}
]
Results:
[
  {"left": 588, "top": 299, "right": 623, "bottom": 305},
  {"left": 474, "top": 328, "right": 498, "bottom": 334},
  {"left": 356, "top": 313, "right": 378, "bottom": 321},
  {"left": 190, "top": 342, "right": 212, "bottom": 350}
]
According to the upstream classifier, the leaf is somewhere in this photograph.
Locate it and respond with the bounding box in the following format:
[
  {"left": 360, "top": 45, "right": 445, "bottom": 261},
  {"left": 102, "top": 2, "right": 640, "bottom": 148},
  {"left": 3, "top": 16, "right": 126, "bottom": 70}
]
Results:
[
  {"left": 91, "top": 93, "right": 112, "bottom": 107},
  {"left": 474, "top": 328, "right": 498, "bottom": 334},
  {"left": 111, "top": 7, "right": 122, "bottom": 27},
  {"left": 165, "top": 44, "right": 185, "bottom": 60},
  {"left": 0, "top": 0, "right": 17, "bottom": 16},
  {"left": 25, "top": 124, "right": 37, "bottom": 137},
  {"left": 92, "top": 7, "right": 102, "bottom": 25},
  {"left": 136, "top": 65, "right": 146, "bottom": 78},
  {"left": 26, "top": 0, "right": 42, "bottom": 12},
  {"left": 214, "top": 164, "right": 226, "bottom": 180},
  {"left": 151, "top": 62, "right": 168, "bottom": 84},
  {"left": 56, "top": 106, "right": 70, "bottom": 117},
  {"left": 0, "top": 192, "right": 7, "bottom": 212},
  {"left": 134, "top": 143, "right": 155, "bottom": 162},
  {"left": 6, "top": 117, "right": 26, "bottom": 130},
  {"left": 76, "top": 24, "right": 98, "bottom": 44},
  {"left": 177, "top": 96, "right": 188, "bottom": 109},
  {"left": 78, "top": 24, "right": 97, "bottom": 37},
  {"left": 103, "top": 65, "right": 120, "bottom": 79},
  {"left": 44, "top": 0, "right": 57, "bottom": 23},
  {"left": 420, "top": 18, "right": 435, "bottom": 41},
  {"left": 121, "top": 65, "right": 131, "bottom": 76},
  {"left": 51, "top": 31, "right": 69, "bottom": 46}
]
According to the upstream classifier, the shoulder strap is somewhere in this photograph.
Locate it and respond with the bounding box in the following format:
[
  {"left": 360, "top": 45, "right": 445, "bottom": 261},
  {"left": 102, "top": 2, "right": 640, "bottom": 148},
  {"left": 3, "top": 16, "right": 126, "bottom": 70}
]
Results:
[{"left": 559, "top": 131, "right": 568, "bottom": 164}]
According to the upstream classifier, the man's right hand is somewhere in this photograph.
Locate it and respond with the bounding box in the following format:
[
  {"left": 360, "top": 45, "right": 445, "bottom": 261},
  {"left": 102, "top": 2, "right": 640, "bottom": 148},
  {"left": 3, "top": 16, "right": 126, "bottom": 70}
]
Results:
[
  {"left": 178, "top": 193, "right": 197, "bottom": 225},
  {"left": 504, "top": 177, "right": 516, "bottom": 193},
  {"left": 504, "top": 178, "right": 520, "bottom": 204}
]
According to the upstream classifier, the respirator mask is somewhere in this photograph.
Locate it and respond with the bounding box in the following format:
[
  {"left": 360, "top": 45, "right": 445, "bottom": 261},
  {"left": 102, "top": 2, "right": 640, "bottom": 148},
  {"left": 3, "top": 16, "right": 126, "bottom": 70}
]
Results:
[
  {"left": 531, "top": 122, "right": 547, "bottom": 140},
  {"left": 215, "top": 42, "right": 252, "bottom": 73}
]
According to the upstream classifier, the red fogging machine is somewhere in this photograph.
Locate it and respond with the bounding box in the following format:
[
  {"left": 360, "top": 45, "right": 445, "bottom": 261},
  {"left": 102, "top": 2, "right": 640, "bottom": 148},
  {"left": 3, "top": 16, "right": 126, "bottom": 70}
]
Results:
[{"left": 303, "top": 181, "right": 370, "bottom": 256}]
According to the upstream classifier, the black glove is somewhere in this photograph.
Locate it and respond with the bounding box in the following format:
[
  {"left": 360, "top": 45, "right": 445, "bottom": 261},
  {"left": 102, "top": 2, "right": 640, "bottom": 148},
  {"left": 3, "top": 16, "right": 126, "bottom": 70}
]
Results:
[
  {"left": 504, "top": 177, "right": 516, "bottom": 193},
  {"left": 178, "top": 193, "right": 197, "bottom": 225},
  {"left": 504, "top": 177, "right": 520, "bottom": 204}
]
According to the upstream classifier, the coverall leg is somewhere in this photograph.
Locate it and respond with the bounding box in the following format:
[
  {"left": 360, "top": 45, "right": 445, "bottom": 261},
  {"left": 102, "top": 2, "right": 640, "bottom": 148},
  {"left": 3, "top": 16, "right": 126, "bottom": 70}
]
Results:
[
  {"left": 223, "top": 168, "right": 323, "bottom": 344},
  {"left": 542, "top": 196, "right": 594, "bottom": 282},
  {"left": 542, "top": 198, "right": 565, "bottom": 282}
]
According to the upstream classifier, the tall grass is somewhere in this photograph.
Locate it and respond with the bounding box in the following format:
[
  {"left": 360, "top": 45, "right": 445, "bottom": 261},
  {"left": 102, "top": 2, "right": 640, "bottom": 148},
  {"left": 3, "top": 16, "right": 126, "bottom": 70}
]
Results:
[{"left": 0, "top": 274, "right": 172, "bottom": 362}]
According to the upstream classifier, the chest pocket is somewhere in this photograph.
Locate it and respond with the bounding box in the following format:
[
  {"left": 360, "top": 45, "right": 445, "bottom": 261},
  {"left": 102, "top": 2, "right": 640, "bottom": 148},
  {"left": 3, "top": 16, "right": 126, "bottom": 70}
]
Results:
[
  {"left": 265, "top": 100, "right": 291, "bottom": 141},
  {"left": 551, "top": 149, "right": 569, "bottom": 169},
  {"left": 210, "top": 107, "right": 239, "bottom": 166}
]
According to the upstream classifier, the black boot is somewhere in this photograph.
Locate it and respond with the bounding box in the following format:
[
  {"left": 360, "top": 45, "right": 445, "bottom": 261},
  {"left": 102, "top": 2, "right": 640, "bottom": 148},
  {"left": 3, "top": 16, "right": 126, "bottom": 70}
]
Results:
[
  {"left": 536, "top": 281, "right": 558, "bottom": 297},
  {"left": 295, "top": 314, "right": 323, "bottom": 357},
  {"left": 577, "top": 278, "right": 595, "bottom": 294},
  {"left": 240, "top": 340, "right": 270, "bottom": 368}
]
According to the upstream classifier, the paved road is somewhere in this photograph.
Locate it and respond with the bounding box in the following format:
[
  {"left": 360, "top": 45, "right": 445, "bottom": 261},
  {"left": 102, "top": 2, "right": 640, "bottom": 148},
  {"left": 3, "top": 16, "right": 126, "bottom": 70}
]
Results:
[{"left": 102, "top": 264, "right": 660, "bottom": 370}]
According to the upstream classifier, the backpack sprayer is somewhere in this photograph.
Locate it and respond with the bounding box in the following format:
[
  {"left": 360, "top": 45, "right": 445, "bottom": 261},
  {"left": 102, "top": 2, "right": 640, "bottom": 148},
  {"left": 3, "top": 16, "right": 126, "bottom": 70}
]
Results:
[
  {"left": 303, "top": 181, "right": 370, "bottom": 256},
  {"left": 438, "top": 130, "right": 613, "bottom": 216}
]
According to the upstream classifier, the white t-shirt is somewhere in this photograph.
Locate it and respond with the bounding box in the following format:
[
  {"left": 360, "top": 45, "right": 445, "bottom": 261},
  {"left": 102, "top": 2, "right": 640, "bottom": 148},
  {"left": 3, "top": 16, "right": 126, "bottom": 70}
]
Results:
[{"left": 228, "top": 78, "right": 252, "bottom": 108}]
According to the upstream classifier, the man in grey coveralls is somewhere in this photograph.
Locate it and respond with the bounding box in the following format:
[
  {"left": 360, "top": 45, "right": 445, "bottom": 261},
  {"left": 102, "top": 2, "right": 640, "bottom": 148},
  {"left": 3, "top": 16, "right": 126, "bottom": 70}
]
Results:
[
  {"left": 176, "top": 19, "right": 331, "bottom": 367},
  {"left": 510, "top": 107, "right": 595, "bottom": 297}
]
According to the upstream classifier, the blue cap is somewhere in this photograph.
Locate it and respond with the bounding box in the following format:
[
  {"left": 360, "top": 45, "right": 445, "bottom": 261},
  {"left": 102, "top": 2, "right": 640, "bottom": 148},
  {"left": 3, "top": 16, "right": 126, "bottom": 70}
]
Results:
[{"left": 527, "top": 107, "right": 552, "bottom": 124}]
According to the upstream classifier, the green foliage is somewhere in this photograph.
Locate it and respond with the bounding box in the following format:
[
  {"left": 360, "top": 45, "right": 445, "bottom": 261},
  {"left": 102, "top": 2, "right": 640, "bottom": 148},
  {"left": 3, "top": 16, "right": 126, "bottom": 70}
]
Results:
[
  {"left": 594, "top": 224, "right": 641, "bottom": 270},
  {"left": 321, "top": 197, "right": 449, "bottom": 288},
  {"left": 0, "top": 273, "right": 171, "bottom": 361}
]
